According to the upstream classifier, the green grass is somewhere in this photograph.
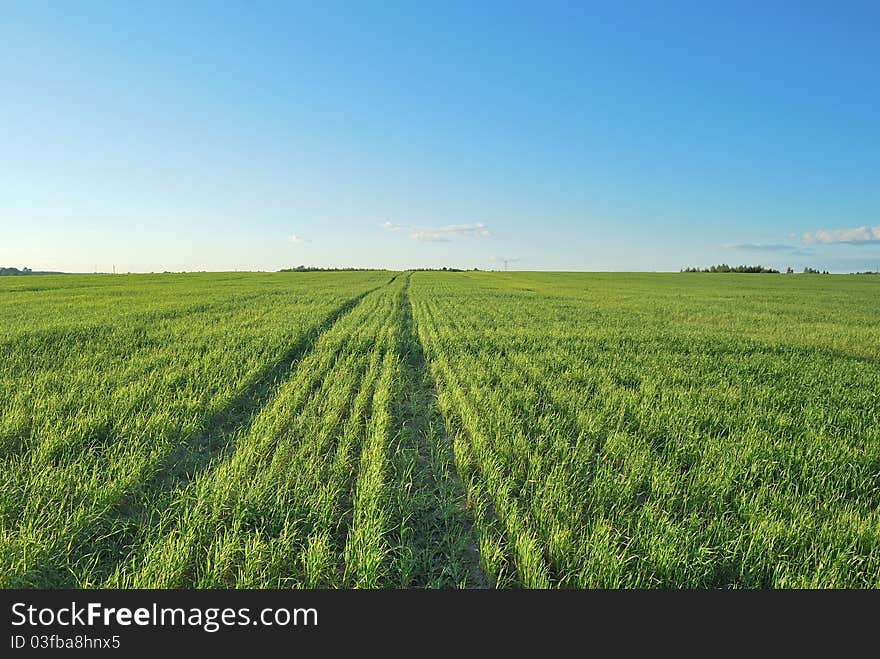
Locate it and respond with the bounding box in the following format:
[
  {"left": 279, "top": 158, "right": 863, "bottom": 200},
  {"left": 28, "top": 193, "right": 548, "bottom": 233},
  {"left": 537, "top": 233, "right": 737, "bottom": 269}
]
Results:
[
  {"left": 410, "top": 272, "right": 880, "bottom": 587},
  {"left": 1, "top": 271, "right": 877, "bottom": 588}
]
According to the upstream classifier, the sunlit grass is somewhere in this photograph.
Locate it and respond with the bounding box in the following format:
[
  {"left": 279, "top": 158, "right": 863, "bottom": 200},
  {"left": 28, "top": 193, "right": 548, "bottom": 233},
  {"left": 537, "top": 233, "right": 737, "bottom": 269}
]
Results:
[
  {"left": 2, "top": 270, "right": 877, "bottom": 588},
  {"left": 410, "top": 271, "right": 880, "bottom": 588}
]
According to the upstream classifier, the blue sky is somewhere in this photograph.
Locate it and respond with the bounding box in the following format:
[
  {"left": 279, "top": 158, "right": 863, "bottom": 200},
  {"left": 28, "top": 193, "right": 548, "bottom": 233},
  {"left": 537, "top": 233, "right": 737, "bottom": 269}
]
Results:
[{"left": 2, "top": 1, "right": 878, "bottom": 273}]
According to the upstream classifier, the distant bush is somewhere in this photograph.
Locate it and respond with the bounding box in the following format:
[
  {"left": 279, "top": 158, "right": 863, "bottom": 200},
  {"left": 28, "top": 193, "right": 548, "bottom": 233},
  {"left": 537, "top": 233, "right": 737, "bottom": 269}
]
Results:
[{"left": 681, "top": 264, "right": 780, "bottom": 273}]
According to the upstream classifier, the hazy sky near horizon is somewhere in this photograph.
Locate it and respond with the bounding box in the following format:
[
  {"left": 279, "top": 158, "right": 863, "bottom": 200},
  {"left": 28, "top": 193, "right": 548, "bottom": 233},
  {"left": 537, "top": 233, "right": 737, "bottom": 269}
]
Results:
[{"left": 2, "top": 2, "right": 879, "bottom": 273}]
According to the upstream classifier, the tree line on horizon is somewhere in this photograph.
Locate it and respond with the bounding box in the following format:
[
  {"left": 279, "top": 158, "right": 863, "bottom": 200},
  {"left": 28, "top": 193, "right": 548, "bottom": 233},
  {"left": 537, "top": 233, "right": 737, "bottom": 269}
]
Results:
[
  {"left": 681, "top": 264, "right": 837, "bottom": 274},
  {"left": 0, "top": 266, "right": 66, "bottom": 276},
  {"left": 279, "top": 265, "right": 375, "bottom": 272},
  {"left": 681, "top": 264, "right": 781, "bottom": 273}
]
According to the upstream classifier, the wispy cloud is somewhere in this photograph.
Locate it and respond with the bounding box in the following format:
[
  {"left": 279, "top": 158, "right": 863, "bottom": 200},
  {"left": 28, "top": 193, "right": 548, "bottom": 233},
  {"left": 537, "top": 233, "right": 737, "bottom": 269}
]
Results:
[
  {"left": 802, "top": 225, "right": 880, "bottom": 244},
  {"left": 439, "top": 223, "right": 493, "bottom": 239},
  {"left": 722, "top": 243, "right": 794, "bottom": 252},
  {"left": 381, "top": 221, "right": 493, "bottom": 242},
  {"left": 411, "top": 231, "right": 451, "bottom": 242},
  {"left": 289, "top": 233, "right": 310, "bottom": 244}
]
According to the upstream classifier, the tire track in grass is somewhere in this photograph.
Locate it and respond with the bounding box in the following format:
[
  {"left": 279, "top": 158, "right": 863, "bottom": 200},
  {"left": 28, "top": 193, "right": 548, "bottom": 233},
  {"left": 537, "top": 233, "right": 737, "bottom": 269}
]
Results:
[
  {"left": 56, "top": 285, "right": 384, "bottom": 588},
  {"left": 0, "top": 293, "right": 300, "bottom": 460},
  {"left": 200, "top": 345, "right": 379, "bottom": 588},
  {"left": 114, "top": 277, "right": 401, "bottom": 587},
  {"left": 342, "top": 347, "right": 395, "bottom": 587},
  {"left": 148, "top": 285, "right": 381, "bottom": 496},
  {"left": 412, "top": 304, "right": 596, "bottom": 586},
  {"left": 413, "top": 290, "right": 552, "bottom": 588},
  {"left": 390, "top": 274, "right": 490, "bottom": 588},
  {"left": 338, "top": 280, "right": 412, "bottom": 587}
]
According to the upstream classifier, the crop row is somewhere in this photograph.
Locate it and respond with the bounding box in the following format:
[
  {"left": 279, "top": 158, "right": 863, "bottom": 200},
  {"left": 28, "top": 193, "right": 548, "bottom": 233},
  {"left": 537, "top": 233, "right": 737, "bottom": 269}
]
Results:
[
  {"left": 410, "top": 272, "right": 880, "bottom": 587},
  {"left": 2, "top": 270, "right": 877, "bottom": 588},
  {"left": 104, "top": 272, "right": 479, "bottom": 587},
  {"left": 0, "top": 272, "right": 388, "bottom": 587}
]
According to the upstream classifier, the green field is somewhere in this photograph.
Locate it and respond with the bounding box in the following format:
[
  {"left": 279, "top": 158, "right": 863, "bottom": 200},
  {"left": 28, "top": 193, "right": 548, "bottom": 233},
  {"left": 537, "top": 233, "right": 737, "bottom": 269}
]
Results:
[{"left": 1, "top": 271, "right": 878, "bottom": 588}]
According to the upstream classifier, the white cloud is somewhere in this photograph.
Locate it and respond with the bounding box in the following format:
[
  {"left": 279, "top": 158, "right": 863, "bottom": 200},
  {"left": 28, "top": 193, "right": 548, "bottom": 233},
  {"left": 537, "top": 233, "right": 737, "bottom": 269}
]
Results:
[
  {"left": 381, "top": 221, "right": 493, "bottom": 242},
  {"left": 803, "top": 225, "right": 880, "bottom": 244},
  {"left": 289, "top": 234, "right": 310, "bottom": 244}
]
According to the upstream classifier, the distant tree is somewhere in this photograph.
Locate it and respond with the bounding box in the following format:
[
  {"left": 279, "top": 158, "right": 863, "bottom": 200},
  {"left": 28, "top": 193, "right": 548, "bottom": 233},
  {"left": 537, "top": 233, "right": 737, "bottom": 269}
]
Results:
[{"left": 786, "top": 267, "right": 794, "bottom": 274}]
